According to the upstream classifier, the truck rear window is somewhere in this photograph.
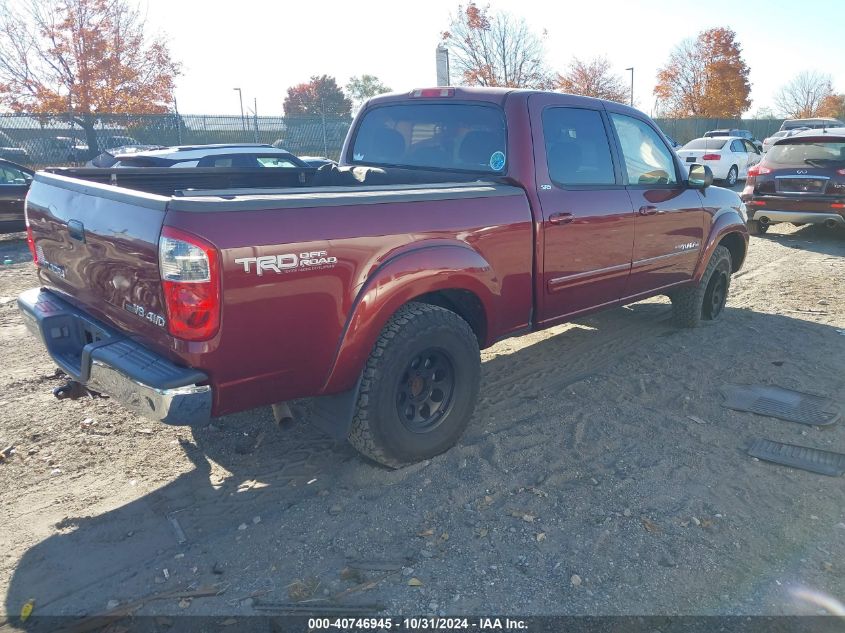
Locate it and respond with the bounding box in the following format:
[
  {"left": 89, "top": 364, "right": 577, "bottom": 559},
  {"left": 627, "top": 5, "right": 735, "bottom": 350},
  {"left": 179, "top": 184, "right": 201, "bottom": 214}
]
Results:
[
  {"left": 351, "top": 104, "right": 507, "bottom": 173},
  {"left": 766, "top": 141, "right": 845, "bottom": 166}
]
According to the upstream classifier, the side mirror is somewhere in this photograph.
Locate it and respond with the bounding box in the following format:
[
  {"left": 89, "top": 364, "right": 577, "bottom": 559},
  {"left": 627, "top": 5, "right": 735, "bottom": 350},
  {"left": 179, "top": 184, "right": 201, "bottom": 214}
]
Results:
[{"left": 688, "top": 163, "right": 713, "bottom": 189}]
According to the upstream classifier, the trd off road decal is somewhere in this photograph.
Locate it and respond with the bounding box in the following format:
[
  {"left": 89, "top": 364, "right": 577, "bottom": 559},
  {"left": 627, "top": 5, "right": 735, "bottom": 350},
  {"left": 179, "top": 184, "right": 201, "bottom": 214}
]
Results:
[{"left": 234, "top": 250, "right": 338, "bottom": 276}]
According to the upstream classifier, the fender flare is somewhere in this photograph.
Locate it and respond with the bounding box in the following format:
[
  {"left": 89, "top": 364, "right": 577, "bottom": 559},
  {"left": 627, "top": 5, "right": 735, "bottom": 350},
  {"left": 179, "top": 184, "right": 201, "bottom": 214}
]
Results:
[
  {"left": 693, "top": 208, "right": 749, "bottom": 283},
  {"left": 321, "top": 243, "right": 500, "bottom": 394}
]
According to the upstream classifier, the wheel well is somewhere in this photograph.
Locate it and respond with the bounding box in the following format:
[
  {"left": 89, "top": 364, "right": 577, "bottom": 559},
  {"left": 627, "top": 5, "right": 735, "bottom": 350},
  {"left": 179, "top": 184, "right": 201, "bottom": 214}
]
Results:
[
  {"left": 719, "top": 232, "right": 746, "bottom": 272},
  {"left": 413, "top": 289, "right": 487, "bottom": 347}
]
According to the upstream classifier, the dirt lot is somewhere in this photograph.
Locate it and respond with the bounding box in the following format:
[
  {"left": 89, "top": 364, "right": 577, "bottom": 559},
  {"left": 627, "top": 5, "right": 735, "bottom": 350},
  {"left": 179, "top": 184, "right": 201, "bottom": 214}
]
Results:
[{"left": 1, "top": 224, "right": 844, "bottom": 623}]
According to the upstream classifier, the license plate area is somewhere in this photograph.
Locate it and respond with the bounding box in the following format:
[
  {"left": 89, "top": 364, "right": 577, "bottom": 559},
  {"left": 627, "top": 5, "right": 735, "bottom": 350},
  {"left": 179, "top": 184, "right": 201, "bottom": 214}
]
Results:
[
  {"left": 686, "top": 156, "right": 696, "bottom": 163},
  {"left": 42, "top": 312, "right": 114, "bottom": 380},
  {"left": 776, "top": 177, "right": 828, "bottom": 194}
]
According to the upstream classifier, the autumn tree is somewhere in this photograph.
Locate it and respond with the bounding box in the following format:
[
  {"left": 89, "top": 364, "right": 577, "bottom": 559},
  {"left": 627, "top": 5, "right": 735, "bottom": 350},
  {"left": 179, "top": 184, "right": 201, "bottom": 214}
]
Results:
[
  {"left": 557, "top": 57, "right": 628, "bottom": 103},
  {"left": 283, "top": 75, "right": 352, "bottom": 118},
  {"left": 0, "top": 0, "right": 180, "bottom": 156},
  {"left": 346, "top": 75, "right": 392, "bottom": 110},
  {"left": 654, "top": 27, "right": 751, "bottom": 118},
  {"left": 442, "top": 2, "right": 552, "bottom": 89},
  {"left": 775, "top": 71, "right": 836, "bottom": 118},
  {"left": 819, "top": 94, "right": 845, "bottom": 120}
]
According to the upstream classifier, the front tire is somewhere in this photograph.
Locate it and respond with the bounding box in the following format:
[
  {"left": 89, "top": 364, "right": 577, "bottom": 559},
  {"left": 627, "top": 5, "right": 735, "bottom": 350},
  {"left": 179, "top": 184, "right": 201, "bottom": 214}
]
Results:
[
  {"left": 669, "top": 245, "right": 733, "bottom": 328},
  {"left": 725, "top": 165, "right": 738, "bottom": 187},
  {"left": 348, "top": 302, "right": 481, "bottom": 468}
]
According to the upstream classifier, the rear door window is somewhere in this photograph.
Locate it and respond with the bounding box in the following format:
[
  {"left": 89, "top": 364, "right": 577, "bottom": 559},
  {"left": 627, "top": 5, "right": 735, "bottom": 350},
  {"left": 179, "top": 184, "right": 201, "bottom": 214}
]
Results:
[
  {"left": 541, "top": 107, "right": 616, "bottom": 186},
  {"left": 730, "top": 140, "right": 746, "bottom": 153},
  {"left": 351, "top": 103, "right": 507, "bottom": 173},
  {"left": 610, "top": 113, "right": 678, "bottom": 185}
]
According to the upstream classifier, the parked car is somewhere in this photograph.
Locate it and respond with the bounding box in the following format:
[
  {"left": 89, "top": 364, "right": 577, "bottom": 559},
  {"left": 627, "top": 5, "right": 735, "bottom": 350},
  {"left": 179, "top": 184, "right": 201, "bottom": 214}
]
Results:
[
  {"left": 98, "top": 135, "right": 140, "bottom": 151},
  {"left": 742, "top": 127, "right": 845, "bottom": 234},
  {"left": 761, "top": 127, "right": 811, "bottom": 153},
  {"left": 22, "top": 136, "right": 87, "bottom": 164},
  {"left": 298, "top": 155, "right": 337, "bottom": 168},
  {"left": 704, "top": 128, "right": 763, "bottom": 151},
  {"left": 677, "top": 136, "right": 762, "bottom": 186},
  {"left": 18, "top": 87, "right": 748, "bottom": 467},
  {"left": 107, "top": 143, "right": 309, "bottom": 168},
  {"left": 780, "top": 117, "right": 845, "bottom": 132},
  {"left": 0, "top": 131, "right": 30, "bottom": 164},
  {"left": 86, "top": 145, "right": 166, "bottom": 167},
  {"left": 0, "top": 159, "right": 33, "bottom": 234}
]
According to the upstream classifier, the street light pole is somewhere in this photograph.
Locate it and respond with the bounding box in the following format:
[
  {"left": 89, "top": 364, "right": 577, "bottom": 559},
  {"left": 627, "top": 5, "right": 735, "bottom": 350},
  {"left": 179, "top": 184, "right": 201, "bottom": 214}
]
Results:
[
  {"left": 233, "top": 87, "right": 245, "bottom": 134},
  {"left": 625, "top": 67, "right": 634, "bottom": 107}
]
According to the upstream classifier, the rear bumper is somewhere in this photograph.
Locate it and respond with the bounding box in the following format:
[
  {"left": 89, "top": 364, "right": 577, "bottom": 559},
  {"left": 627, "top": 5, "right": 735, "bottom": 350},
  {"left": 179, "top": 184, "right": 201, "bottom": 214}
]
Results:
[
  {"left": 17, "top": 287, "right": 212, "bottom": 425},
  {"left": 747, "top": 209, "right": 845, "bottom": 225}
]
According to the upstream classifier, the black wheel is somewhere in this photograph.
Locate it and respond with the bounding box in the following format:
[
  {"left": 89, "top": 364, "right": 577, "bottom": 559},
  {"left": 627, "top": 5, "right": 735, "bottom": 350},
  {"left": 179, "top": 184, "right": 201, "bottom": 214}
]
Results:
[
  {"left": 669, "top": 245, "right": 733, "bottom": 328},
  {"left": 747, "top": 220, "right": 769, "bottom": 235},
  {"left": 348, "top": 302, "right": 480, "bottom": 468},
  {"left": 725, "top": 166, "right": 738, "bottom": 187}
]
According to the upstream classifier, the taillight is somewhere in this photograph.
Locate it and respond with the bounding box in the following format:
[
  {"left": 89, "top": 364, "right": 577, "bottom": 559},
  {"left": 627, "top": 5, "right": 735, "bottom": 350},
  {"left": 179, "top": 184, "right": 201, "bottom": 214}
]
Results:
[
  {"left": 26, "top": 222, "right": 37, "bottom": 264},
  {"left": 158, "top": 227, "right": 220, "bottom": 341},
  {"left": 747, "top": 164, "right": 772, "bottom": 177},
  {"left": 832, "top": 203, "right": 845, "bottom": 209},
  {"left": 701, "top": 154, "right": 721, "bottom": 161}
]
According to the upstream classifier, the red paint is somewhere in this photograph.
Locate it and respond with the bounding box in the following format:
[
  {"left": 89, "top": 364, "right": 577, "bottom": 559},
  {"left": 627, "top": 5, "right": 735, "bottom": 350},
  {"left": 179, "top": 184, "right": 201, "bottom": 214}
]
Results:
[{"left": 27, "top": 88, "right": 748, "bottom": 419}]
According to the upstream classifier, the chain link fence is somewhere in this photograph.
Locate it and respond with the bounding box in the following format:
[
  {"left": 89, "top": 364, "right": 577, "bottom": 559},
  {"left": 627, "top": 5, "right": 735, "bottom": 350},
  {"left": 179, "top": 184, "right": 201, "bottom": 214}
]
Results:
[
  {"left": 0, "top": 112, "right": 787, "bottom": 169},
  {"left": 654, "top": 117, "right": 784, "bottom": 145},
  {"left": 0, "top": 113, "right": 354, "bottom": 167}
]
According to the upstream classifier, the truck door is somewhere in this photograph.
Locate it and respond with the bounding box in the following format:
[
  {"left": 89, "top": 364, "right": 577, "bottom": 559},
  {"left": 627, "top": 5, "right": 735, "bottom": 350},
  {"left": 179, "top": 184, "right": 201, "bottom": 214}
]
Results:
[
  {"left": 606, "top": 112, "right": 705, "bottom": 296},
  {"left": 528, "top": 95, "right": 636, "bottom": 324}
]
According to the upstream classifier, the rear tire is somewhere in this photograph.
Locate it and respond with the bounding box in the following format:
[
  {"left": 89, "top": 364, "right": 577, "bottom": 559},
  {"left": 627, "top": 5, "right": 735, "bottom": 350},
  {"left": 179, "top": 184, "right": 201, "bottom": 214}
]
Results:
[
  {"left": 725, "top": 165, "right": 738, "bottom": 187},
  {"left": 348, "top": 302, "right": 481, "bottom": 468},
  {"left": 669, "top": 245, "right": 733, "bottom": 328},
  {"left": 747, "top": 220, "right": 769, "bottom": 235}
]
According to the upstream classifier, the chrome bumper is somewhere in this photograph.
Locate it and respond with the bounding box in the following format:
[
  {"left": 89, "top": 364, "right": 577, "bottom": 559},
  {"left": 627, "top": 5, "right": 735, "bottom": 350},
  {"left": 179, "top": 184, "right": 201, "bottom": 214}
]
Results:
[
  {"left": 749, "top": 209, "right": 845, "bottom": 225},
  {"left": 17, "top": 288, "right": 212, "bottom": 426}
]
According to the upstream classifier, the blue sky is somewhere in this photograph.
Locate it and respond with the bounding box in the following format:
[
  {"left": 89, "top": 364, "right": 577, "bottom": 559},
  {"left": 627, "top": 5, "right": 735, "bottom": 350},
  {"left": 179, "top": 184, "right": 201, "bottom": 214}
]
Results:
[{"left": 142, "top": 0, "right": 845, "bottom": 116}]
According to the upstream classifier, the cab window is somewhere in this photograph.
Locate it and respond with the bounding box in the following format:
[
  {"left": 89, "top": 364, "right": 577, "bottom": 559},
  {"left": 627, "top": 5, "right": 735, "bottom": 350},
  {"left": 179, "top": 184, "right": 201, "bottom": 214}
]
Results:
[
  {"left": 541, "top": 107, "right": 616, "bottom": 186},
  {"left": 610, "top": 113, "right": 678, "bottom": 185}
]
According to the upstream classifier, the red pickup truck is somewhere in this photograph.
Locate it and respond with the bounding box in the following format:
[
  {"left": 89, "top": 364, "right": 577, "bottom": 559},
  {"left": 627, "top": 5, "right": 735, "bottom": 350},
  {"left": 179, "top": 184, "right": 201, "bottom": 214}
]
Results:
[{"left": 18, "top": 88, "right": 748, "bottom": 467}]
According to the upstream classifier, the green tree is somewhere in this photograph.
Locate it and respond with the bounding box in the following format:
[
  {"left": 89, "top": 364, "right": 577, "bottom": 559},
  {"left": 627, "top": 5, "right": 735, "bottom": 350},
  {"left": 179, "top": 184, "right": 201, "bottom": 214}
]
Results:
[{"left": 346, "top": 75, "right": 392, "bottom": 110}]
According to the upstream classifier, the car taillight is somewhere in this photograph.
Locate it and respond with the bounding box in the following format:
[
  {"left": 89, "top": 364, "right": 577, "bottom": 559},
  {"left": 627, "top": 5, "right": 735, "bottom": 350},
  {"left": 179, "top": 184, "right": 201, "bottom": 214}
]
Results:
[
  {"left": 158, "top": 227, "right": 220, "bottom": 341},
  {"left": 701, "top": 154, "right": 721, "bottom": 161},
  {"left": 747, "top": 164, "right": 772, "bottom": 177},
  {"left": 26, "top": 222, "right": 37, "bottom": 264}
]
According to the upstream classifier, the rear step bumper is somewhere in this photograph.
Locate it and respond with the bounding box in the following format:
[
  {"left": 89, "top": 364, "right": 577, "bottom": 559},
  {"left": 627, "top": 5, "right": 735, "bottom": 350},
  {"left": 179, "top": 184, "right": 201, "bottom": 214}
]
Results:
[{"left": 17, "top": 288, "right": 212, "bottom": 425}]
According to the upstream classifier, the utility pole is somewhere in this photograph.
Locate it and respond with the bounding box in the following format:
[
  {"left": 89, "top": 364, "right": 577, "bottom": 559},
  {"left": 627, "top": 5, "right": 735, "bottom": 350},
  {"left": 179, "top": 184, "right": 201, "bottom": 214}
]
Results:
[
  {"left": 320, "top": 97, "right": 328, "bottom": 158},
  {"left": 625, "top": 67, "right": 634, "bottom": 107},
  {"left": 253, "top": 97, "right": 258, "bottom": 143},
  {"left": 234, "top": 87, "right": 246, "bottom": 134}
]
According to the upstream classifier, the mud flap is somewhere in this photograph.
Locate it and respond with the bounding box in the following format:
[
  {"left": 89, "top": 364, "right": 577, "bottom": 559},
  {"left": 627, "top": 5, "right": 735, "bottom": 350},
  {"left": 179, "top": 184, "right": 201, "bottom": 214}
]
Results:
[
  {"left": 308, "top": 375, "right": 363, "bottom": 440},
  {"left": 749, "top": 439, "right": 845, "bottom": 477}
]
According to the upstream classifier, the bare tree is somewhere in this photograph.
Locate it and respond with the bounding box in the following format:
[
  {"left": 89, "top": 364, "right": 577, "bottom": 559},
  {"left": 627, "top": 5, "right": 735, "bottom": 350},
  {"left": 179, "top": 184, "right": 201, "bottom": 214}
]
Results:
[
  {"left": 775, "top": 71, "right": 835, "bottom": 118},
  {"left": 0, "top": 0, "right": 180, "bottom": 155},
  {"left": 557, "top": 57, "right": 628, "bottom": 103},
  {"left": 441, "top": 2, "right": 552, "bottom": 89}
]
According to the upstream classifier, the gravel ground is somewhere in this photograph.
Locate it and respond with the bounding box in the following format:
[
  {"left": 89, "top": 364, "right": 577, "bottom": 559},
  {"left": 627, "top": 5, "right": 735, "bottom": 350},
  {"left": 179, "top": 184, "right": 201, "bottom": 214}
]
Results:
[{"left": 1, "top": 223, "right": 844, "bottom": 623}]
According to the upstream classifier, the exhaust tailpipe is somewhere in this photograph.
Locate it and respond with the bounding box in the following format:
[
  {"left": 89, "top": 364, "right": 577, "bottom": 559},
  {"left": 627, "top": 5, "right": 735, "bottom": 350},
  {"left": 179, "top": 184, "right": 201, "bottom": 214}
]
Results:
[{"left": 758, "top": 216, "right": 770, "bottom": 226}]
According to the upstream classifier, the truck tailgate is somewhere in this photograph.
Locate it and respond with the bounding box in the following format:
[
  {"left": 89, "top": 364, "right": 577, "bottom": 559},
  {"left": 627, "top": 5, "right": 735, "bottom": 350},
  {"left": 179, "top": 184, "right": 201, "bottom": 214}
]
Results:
[{"left": 25, "top": 172, "right": 173, "bottom": 352}]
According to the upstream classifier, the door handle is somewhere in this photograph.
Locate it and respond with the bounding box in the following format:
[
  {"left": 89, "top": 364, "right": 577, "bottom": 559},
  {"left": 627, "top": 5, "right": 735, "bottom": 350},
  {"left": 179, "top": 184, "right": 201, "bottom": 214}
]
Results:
[
  {"left": 549, "top": 212, "right": 574, "bottom": 225},
  {"left": 638, "top": 205, "right": 658, "bottom": 216}
]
